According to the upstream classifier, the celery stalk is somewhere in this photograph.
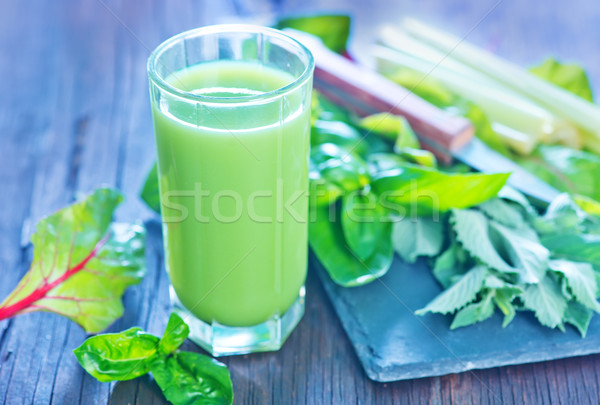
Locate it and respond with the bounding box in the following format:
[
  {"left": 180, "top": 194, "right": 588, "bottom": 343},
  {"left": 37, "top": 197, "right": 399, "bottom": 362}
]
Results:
[
  {"left": 400, "top": 18, "right": 600, "bottom": 152},
  {"left": 373, "top": 45, "right": 568, "bottom": 143}
]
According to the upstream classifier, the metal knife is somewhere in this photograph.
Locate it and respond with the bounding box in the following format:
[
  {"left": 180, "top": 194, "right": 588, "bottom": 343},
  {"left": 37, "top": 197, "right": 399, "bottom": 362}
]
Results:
[{"left": 286, "top": 29, "right": 560, "bottom": 205}]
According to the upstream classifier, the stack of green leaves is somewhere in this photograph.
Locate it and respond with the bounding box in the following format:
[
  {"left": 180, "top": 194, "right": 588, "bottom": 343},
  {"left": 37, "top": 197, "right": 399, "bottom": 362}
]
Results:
[
  {"left": 75, "top": 313, "right": 234, "bottom": 405},
  {"left": 396, "top": 189, "right": 600, "bottom": 336}
]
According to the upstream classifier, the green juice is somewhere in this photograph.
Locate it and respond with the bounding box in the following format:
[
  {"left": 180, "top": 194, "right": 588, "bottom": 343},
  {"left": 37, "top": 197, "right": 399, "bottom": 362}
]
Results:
[{"left": 152, "top": 60, "right": 309, "bottom": 327}]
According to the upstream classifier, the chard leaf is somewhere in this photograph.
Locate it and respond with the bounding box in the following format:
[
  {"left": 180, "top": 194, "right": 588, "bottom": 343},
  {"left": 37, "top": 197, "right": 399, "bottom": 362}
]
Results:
[
  {"left": 541, "top": 233, "right": 600, "bottom": 267},
  {"left": 372, "top": 165, "right": 509, "bottom": 215},
  {"left": 489, "top": 221, "right": 549, "bottom": 284},
  {"left": 392, "top": 217, "right": 444, "bottom": 263},
  {"left": 417, "top": 265, "right": 487, "bottom": 315},
  {"left": 0, "top": 188, "right": 146, "bottom": 332},
  {"left": 549, "top": 260, "right": 600, "bottom": 312},
  {"left": 151, "top": 351, "right": 233, "bottom": 405},
  {"left": 73, "top": 327, "right": 160, "bottom": 382},
  {"left": 141, "top": 162, "right": 161, "bottom": 214},
  {"left": 450, "top": 291, "right": 495, "bottom": 329},
  {"left": 530, "top": 58, "right": 594, "bottom": 102},
  {"left": 564, "top": 301, "right": 593, "bottom": 337},
  {"left": 341, "top": 191, "right": 388, "bottom": 261},
  {"left": 277, "top": 14, "right": 350, "bottom": 53},
  {"left": 479, "top": 198, "right": 524, "bottom": 228},
  {"left": 522, "top": 275, "right": 568, "bottom": 329},
  {"left": 451, "top": 209, "right": 514, "bottom": 274},
  {"left": 159, "top": 313, "right": 190, "bottom": 356},
  {"left": 310, "top": 204, "right": 393, "bottom": 287}
]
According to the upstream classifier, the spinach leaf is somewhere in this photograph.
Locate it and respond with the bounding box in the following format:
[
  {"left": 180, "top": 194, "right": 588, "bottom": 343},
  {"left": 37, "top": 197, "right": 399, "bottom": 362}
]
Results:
[
  {"left": 140, "top": 162, "right": 160, "bottom": 214},
  {"left": 372, "top": 165, "right": 509, "bottom": 215},
  {"left": 74, "top": 327, "right": 160, "bottom": 382},
  {"left": 0, "top": 188, "right": 146, "bottom": 332},
  {"left": 75, "top": 313, "right": 234, "bottom": 405},
  {"left": 341, "top": 191, "right": 388, "bottom": 261},
  {"left": 309, "top": 204, "right": 393, "bottom": 287},
  {"left": 152, "top": 351, "right": 233, "bottom": 405}
]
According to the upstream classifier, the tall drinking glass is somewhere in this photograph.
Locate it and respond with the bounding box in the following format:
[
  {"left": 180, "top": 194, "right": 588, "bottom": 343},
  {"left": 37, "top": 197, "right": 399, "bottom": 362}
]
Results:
[{"left": 147, "top": 25, "right": 314, "bottom": 356}]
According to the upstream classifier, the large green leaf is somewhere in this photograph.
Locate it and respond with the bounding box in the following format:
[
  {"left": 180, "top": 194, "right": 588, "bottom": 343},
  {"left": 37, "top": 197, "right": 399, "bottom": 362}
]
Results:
[
  {"left": 416, "top": 265, "right": 488, "bottom": 315},
  {"left": 372, "top": 165, "right": 508, "bottom": 215},
  {"left": 309, "top": 204, "right": 393, "bottom": 287},
  {"left": 0, "top": 188, "right": 146, "bottom": 332},
  {"left": 392, "top": 217, "right": 444, "bottom": 263},
  {"left": 159, "top": 313, "right": 190, "bottom": 356},
  {"left": 74, "top": 327, "right": 160, "bottom": 382},
  {"left": 341, "top": 191, "right": 388, "bottom": 261}
]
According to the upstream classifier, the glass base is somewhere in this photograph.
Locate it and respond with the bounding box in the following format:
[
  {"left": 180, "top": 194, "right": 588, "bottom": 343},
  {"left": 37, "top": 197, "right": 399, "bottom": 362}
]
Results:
[{"left": 170, "top": 286, "right": 305, "bottom": 357}]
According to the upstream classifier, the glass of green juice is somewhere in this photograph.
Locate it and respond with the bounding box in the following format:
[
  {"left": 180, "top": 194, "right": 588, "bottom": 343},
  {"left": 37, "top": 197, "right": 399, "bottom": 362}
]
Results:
[{"left": 147, "top": 25, "right": 314, "bottom": 356}]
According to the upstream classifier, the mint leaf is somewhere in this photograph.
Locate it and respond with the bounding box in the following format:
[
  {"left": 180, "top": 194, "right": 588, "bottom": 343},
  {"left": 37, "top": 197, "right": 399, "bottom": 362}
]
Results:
[
  {"left": 151, "top": 351, "right": 233, "bottom": 405},
  {"left": 549, "top": 260, "right": 600, "bottom": 312},
  {"left": 74, "top": 327, "right": 160, "bottom": 382},
  {"left": 479, "top": 198, "right": 524, "bottom": 228},
  {"left": 541, "top": 233, "right": 600, "bottom": 267},
  {"left": 564, "top": 301, "right": 593, "bottom": 337},
  {"left": 522, "top": 276, "right": 568, "bottom": 329},
  {"left": 432, "top": 243, "right": 468, "bottom": 288},
  {"left": 489, "top": 221, "right": 549, "bottom": 284},
  {"left": 159, "top": 313, "right": 190, "bottom": 356},
  {"left": 450, "top": 291, "right": 495, "bottom": 329},
  {"left": 0, "top": 188, "right": 146, "bottom": 332},
  {"left": 451, "top": 209, "right": 514, "bottom": 274},
  {"left": 417, "top": 266, "right": 487, "bottom": 315},
  {"left": 392, "top": 217, "right": 444, "bottom": 263}
]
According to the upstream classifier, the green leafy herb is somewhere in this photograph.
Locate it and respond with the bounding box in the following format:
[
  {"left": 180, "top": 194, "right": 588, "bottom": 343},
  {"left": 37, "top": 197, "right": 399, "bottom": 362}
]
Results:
[
  {"left": 530, "top": 58, "right": 594, "bottom": 102},
  {"left": 0, "top": 188, "right": 146, "bottom": 332},
  {"left": 309, "top": 204, "right": 393, "bottom": 287},
  {"left": 392, "top": 217, "right": 444, "bottom": 263},
  {"left": 140, "top": 162, "right": 160, "bottom": 214},
  {"left": 276, "top": 14, "right": 351, "bottom": 53},
  {"left": 75, "top": 313, "right": 234, "bottom": 405},
  {"left": 522, "top": 275, "right": 567, "bottom": 329},
  {"left": 341, "top": 191, "right": 388, "bottom": 261}
]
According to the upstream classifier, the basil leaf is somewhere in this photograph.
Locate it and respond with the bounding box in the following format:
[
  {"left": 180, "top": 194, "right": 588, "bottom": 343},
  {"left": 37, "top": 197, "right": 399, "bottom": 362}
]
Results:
[
  {"left": 151, "top": 351, "right": 233, "bottom": 405},
  {"left": 159, "top": 313, "right": 190, "bottom": 356},
  {"left": 0, "top": 188, "right": 146, "bottom": 332},
  {"left": 73, "top": 327, "right": 160, "bottom": 382},
  {"left": 140, "top": 162, "right": 161, "bottom": 214},
  {"left": 372, "top": 164, "right": 508, "bottom": 215},
  {"left": 277, "top": 14, "right": 350, "bottom": 53},
  {"left": 309, "top": 204, "right": 393, "bottom": 287},
  {"left": 340, "top": 191, "right": 387, "bottom": 261}
]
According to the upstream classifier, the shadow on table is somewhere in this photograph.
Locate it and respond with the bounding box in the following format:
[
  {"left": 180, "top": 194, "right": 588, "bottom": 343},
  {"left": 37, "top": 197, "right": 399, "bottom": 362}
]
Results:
[{"left": 110, "top": 375, "right": 166, "bottom": 404}]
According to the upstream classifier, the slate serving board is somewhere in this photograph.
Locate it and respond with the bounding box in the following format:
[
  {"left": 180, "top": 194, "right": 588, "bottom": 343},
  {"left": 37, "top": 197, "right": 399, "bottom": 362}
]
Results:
[{"left": 311, "top": 253, "right": 600, "bottom": 382}]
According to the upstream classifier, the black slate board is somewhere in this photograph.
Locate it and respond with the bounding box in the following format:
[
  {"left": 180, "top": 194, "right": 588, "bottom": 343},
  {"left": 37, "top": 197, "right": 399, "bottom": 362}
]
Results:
[{"left": 312, "top": 253, "right": 600, "bottom": 382}]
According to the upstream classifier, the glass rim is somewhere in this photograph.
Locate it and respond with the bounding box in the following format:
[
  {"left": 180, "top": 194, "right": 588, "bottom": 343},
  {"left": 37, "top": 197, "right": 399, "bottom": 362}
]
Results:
[{"left": 147, "top": 24, "right": 315, "bottom": 104}]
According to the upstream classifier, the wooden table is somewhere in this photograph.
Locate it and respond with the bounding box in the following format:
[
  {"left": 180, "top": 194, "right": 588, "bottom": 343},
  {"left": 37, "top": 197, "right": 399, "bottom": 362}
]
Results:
[{"left": 1, "top": 0, "right": 599, "bottom": 403}]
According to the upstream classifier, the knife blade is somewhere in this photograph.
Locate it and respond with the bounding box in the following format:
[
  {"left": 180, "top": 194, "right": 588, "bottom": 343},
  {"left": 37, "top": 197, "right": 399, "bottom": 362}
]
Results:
[{"left": 286, "top": 29, "right": 560, "bottom": 205}]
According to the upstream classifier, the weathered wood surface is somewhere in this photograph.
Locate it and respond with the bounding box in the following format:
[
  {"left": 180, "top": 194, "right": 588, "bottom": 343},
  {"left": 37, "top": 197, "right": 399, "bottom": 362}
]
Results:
[{"left": 0, "top": 0, "right": 599, "bottom": 403}]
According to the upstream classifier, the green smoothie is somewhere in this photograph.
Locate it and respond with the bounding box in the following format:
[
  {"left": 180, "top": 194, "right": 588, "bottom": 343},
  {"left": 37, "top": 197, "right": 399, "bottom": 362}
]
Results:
[{"left": 152, "top": 60, "right": 309, "bottom": 327}]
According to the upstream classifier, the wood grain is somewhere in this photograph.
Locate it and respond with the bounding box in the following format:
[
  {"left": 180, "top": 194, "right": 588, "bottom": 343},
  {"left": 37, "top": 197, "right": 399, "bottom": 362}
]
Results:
[{"left": 0, "top": 0, "right": 599, "bottom": 404}]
